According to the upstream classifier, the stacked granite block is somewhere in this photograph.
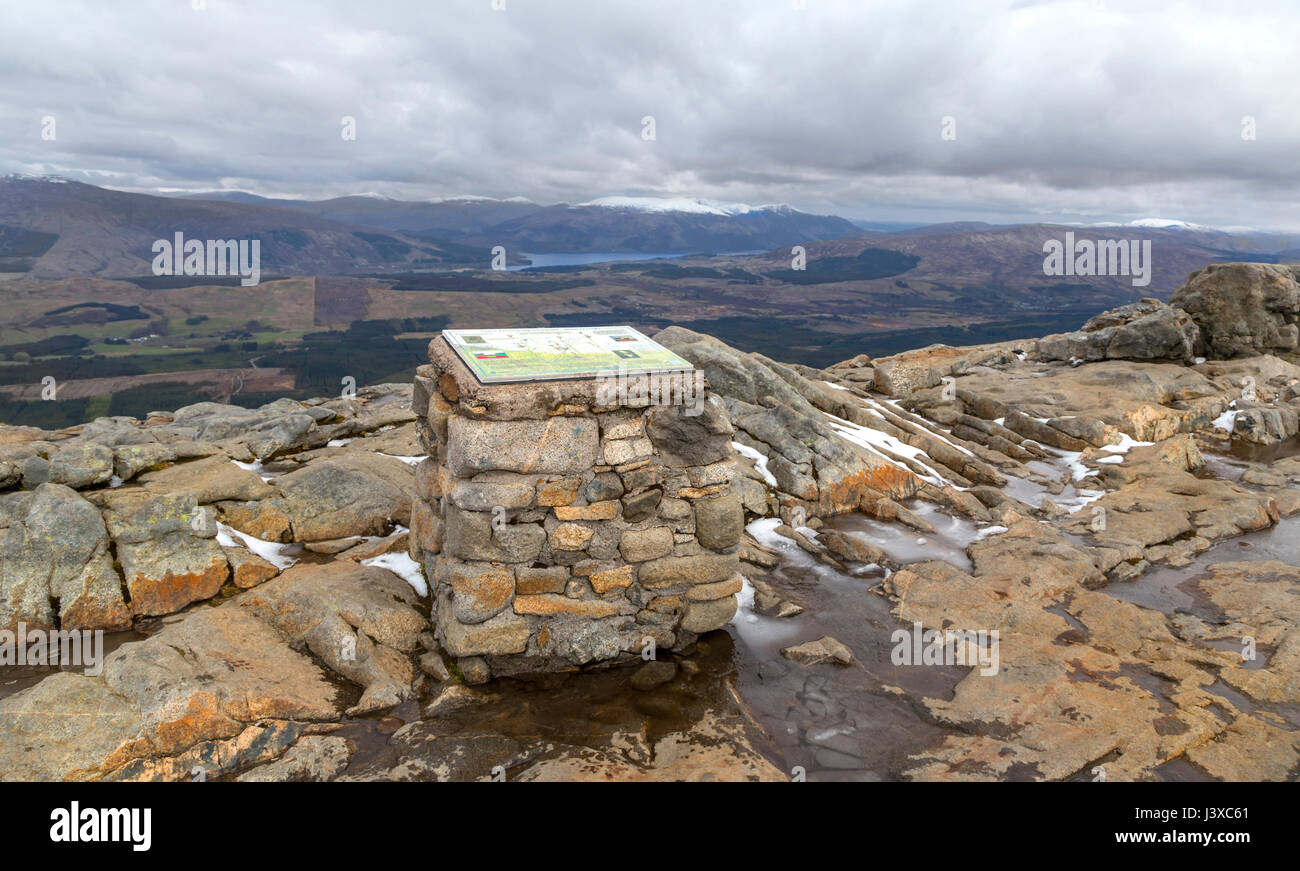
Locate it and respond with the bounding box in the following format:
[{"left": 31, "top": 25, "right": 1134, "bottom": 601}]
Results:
[{"left": 408, "top": 336, "right": 744, "bottom": 682}]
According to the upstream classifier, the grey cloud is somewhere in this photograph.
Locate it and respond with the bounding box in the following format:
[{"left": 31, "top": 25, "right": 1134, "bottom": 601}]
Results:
[{"left": 1, "top": 0, "right": 1296, "bottom": 228}]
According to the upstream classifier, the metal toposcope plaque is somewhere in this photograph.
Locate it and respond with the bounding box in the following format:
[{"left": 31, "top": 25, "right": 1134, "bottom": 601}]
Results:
[{"left": 442, "top": 326, "right": 694, "bottom": 384}]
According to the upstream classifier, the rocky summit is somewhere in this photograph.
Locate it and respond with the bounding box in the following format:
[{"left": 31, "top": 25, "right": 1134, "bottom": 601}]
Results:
[{"left": 1, "top": 261, "right": 1298, "bottom": 781}]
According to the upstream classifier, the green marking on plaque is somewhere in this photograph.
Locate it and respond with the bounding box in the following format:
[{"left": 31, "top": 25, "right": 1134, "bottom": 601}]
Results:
[{"left": 442, "top": 326, "right": 693, "bottom": 384}]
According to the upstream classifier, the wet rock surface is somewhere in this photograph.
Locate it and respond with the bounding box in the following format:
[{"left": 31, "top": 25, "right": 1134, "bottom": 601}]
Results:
[{"left": 2, "top": 282, "right": 1299, "bottom": 781}]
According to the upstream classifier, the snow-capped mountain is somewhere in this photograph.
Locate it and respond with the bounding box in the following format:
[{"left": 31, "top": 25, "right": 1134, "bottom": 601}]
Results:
[
  {"left": 573, "top": 196, "right": 804, "bottom": 217},
  {"left": 1126, "top": 217, "right": 1217, "bottom": 231}
]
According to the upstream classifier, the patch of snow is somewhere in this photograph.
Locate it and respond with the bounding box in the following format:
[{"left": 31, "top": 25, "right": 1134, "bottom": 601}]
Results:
[
  {"left": 363, "top": 551, "right": 428, "bottom": 596},
  {"left": 1038, "top": 445, "right": 1095, "bottom": 483},
  {"left": 731, "top": 575, "right": 759, "bottom": 626},
  {"left": 1213, "top": 409, "right": 1239, "bottom": 432},
  {"left": 746, "top": 517, "right": 791, "bottom": 551},
  {"left": 327, "top": 438, "right": 354, "bottom": 447},
  {"left": 860, "top": 395, "right": 973, "bottom": 457},
  {"left": 230, "top": 458, "right": 275, "bottom": 482},
  {"left": 1100, "top": 434, "right": 1154, "bottom": 454},
  {"left": 109, "top": 475, "right": 124, "bottom": 488},
  {"left": 824, "top": 411, "right": 957, "bottom": 488},
  {"left": 380, "top": 453, "right": 427, "bottom": 465},
  {"left": 1096, "top": 455, "right": 1125, "bottom": 464},
  {"left": 1194, "top": 357, "right": 1207, "bottom": 365},
  {"left": 975, "top": 525, "right": 1008, "bottom": 539},
  {"left": 1060, "top": 489, "right": 1106, "bottom": 512},
  {"left": 217, "top": 523, "right": 299, "bottom": 570},
  {"left": 821, "top": 380, "right": 850, "bottom": 391},
  {"left": 731, "top": 441, "right": 778, "bottom": 487}
]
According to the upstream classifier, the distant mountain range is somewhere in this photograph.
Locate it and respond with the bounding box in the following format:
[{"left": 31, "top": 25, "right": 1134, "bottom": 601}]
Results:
[
  {"left": 0, "top": 178, "right": 860, "bottom": 276},
  {"left": 0, "top": 176, "right": 488, "bottom": 278},
  {"left": 167, "top": 189, "right": 542, "bottom": 237},
  {"left": 751, "top": 220, "right": 1300, "bottom": 299},
  {"left": 2, "top": 175, "right": 1298, "bottom": 287},
  {"left": 169, "top": 190, "right": 859, "bottom": 255},
  {"left": 452, "top": 200, "right": 858, "bottom": 254}
]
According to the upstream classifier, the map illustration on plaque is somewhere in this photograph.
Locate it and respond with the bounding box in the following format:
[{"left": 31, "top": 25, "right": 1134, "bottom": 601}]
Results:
[{"left": 442, "top": 326, "right": 695, "bottom": 384}]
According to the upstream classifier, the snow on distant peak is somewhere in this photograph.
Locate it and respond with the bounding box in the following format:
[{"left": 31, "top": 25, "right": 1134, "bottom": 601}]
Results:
[
  {"left": 575, "top": 196, "right": 799, "bottom": 216},
  {"left": 2, "top": 173, "right": 69, "bottom": 183},
  {"left": 1126, "top": 217, "right": 1213, "bottom": 231},
  {"left": 431, "top": 194, "right": 535, "bottom": 204}
]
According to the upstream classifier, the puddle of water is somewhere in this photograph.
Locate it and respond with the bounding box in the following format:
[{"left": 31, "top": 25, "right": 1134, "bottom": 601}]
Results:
[
  {"left": 1104, "top": 566, "right": 1210, "bottom": 616},
  {"left": 1201, "top": 637, "right": 1271, "bottom": 670},
  {"left": 0, "top": 628, "right": 148, "bottom": 701},
  {"left": 1002, "top": 458, "right": 1103, "bottom": 514},
  {"left": 1198, "top": 451, "right": 1251, "bottom": 483},
  {"left": 1230, "top": 435, "right": 1300, "bottom": 463},
  {"left": 337, "top": 632, "right": 769, "bottom": 780},
  {"left": 1199, "top": 677, "right": 1300, "bottom": 730},
  {"left": 821, "top": 502, "right": 985, "bottom": 573},
  {"left": 1001, "top": 472, "right": 1050, "bottom": 507},
  {"left": 1109, "top": 515, "right": 1300, "bottom": 621},
  {"left": 1099, "top": 514, "right": 1300, "bottom": 733},
  {"left": 722, "top": 518, "right": 981, "bottom": 780},
  {"left": 1150, "top": 757, "right": 1216, "bottom": 782}
]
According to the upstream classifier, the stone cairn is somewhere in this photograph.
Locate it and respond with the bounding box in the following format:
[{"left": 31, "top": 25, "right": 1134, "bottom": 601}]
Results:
[{"left": 409, "top": 335, "right": 744, "bottom": 683}]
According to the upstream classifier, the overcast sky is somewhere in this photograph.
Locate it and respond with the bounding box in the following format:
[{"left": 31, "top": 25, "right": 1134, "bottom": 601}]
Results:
[{"left": 2, "top": 0, "right": 1297, "bottom": 228}]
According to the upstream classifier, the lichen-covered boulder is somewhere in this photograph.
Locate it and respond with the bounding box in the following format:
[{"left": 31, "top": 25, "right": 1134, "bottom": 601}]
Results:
[
  {"left": 0, "top": 483, "right": 130, "bottom": 631},
  {"left": 1036, "top": 298, "right": 1201, "bottom": 363},
  {"left": 1171, "top": 262, "right": 1300, "bottom": 358}
]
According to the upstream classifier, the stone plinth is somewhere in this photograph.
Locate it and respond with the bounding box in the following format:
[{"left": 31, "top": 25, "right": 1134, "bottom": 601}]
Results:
[{"left": 409, "top": 336, "right": 743, "bottom": 682}]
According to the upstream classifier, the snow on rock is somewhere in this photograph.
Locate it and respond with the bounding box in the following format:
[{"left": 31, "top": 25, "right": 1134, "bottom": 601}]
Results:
[
  {"left": 362, "top": 551, "right": 428, "bottom": 596},
  {"left": 823, "top": 411, "right": 956, "bottom": 488},
  {"left": 380, "top": 453, "right": 427, "bottom": 466},
  {"left": 1213, "top": 409, "right": 1239, "bottom": 432},
  {"left": 231, "top": 458, "right": 276, "bottom": 482},
  {"left": 217, "top": 522, "right": 300, "bottom": 570},
  {"left": 731, "top": 441, "right": 778, "bottom": 487},
  {"left": 1101, "top": 434, "right": 1154, "bottom": 454}
]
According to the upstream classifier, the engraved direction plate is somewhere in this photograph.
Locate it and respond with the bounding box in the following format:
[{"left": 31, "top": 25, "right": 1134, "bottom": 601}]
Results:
[{"left": 442, "top": 326, "right": 694, "bottom": 384}]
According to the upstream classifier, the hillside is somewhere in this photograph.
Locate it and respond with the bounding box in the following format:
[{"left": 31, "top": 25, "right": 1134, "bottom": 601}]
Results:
[
  {"left": 171, "top": 191, "right": 543, "bottom": 237},
  {"left": 743, "top": 221, "right": 1290, "bottom": 301},
  {"left": 454, "top": 200, "right": 859, "bottom": 254},
  {"left": 0, "top": 176, "right": 492, "bottom": 278}
]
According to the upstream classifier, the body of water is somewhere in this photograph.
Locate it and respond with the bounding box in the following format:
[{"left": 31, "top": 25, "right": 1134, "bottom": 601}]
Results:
[{"left": 508, "top": 250, "right": 763, "bottom": 271}]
